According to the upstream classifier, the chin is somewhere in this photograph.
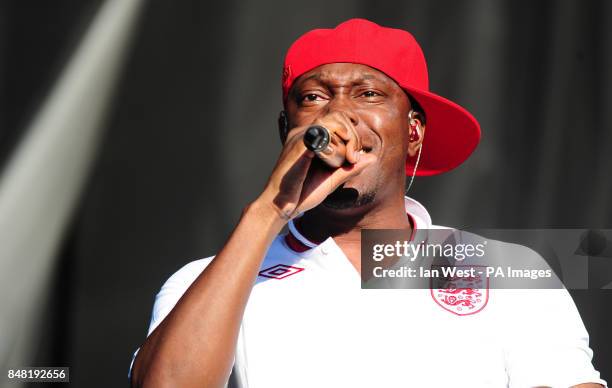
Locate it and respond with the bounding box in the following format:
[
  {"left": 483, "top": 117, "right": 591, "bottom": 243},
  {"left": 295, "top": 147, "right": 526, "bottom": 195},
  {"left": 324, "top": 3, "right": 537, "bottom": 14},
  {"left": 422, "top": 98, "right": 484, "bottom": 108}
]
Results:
[{"left": 322, "top": 186, "right": 377, "bottom": 210}]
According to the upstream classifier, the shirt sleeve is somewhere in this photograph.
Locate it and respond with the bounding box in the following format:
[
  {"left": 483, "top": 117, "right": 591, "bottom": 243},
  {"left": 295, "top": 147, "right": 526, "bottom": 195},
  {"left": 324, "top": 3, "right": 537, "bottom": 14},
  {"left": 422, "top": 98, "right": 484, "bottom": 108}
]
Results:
[
  {"left": 500, "top": 288, "right": 607, "bottom": 388},
  {"left": 128, "top": 257, "right": 215, "bottom": 381}
]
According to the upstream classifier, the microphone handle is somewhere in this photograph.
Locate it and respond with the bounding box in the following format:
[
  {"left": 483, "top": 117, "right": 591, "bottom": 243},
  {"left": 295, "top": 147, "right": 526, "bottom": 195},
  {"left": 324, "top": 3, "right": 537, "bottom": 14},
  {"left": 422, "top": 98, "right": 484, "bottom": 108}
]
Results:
[{"left": 303, "top": 125, "right": 346, "bottom": 168}]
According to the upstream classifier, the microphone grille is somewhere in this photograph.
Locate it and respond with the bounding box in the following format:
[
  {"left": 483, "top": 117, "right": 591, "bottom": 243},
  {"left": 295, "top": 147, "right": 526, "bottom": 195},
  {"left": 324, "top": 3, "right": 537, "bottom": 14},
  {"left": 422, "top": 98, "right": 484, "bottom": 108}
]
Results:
[{"left": 303, "top": 125, "right": 330, "bottom": 152}]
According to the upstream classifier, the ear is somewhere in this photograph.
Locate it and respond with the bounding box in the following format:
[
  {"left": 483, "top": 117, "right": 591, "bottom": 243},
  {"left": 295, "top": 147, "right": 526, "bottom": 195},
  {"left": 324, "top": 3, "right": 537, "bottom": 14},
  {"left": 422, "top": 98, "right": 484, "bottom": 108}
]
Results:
[
  {"left": 407, "top": 111, "right": 426, "bottom": 158},
  {"left": 278, "top": 110, "right": 289, "bottom": 144}
]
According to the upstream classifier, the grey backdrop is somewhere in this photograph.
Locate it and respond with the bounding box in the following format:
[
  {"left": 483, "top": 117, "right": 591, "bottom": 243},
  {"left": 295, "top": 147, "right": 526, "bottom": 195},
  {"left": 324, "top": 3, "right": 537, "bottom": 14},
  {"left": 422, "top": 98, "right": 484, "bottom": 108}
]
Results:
[{"left": 2, "top": 0, "right": 610, "bottom": 386}]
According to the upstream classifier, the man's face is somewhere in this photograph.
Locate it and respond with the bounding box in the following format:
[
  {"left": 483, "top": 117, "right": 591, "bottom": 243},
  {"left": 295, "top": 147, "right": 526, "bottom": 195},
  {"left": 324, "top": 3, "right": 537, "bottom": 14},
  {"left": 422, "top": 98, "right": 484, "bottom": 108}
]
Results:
[{"left": 285, "top": 63, "right": 412, "bottom": 210}]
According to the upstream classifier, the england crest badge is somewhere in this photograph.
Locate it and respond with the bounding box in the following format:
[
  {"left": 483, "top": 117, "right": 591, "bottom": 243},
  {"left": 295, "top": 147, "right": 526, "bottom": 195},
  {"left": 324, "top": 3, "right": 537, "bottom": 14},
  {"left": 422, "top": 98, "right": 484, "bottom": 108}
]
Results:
[{"left": 430, "top": 264, "right": 489, "bottom": 316}]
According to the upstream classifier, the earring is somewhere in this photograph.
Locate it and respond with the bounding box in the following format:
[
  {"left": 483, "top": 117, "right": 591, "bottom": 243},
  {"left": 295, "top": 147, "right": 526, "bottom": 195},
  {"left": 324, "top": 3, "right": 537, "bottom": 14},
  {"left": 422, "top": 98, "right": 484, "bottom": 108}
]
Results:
[
  {"left": 408, "top": 109, "right": 420, "bottom": 141},
  {"left": 408, "top": 109, "right": 417, "bottom": 125}
]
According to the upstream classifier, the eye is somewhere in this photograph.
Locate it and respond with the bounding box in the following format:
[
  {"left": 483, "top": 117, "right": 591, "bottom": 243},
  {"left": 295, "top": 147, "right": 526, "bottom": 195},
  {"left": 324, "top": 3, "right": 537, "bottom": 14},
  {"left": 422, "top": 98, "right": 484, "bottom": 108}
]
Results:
[
  {"left": 300, "top": 93, "right": 324, "bottom": 102},
  {"left": 361, "top": 90, "right": 381, "bottom": 98}
]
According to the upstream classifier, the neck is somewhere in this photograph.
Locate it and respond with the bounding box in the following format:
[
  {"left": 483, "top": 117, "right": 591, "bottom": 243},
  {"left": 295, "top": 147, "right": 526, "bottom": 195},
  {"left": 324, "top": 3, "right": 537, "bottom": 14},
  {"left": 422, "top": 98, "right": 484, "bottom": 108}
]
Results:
[{"left": 296, "top": 193, "right": 412, "bottom": 271}]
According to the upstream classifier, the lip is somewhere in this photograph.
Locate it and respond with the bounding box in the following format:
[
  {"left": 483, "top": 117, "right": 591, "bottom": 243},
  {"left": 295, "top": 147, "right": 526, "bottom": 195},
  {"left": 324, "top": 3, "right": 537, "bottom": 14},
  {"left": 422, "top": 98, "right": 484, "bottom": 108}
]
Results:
[
  {"left": 359, "top": 134, "right": 377, "bottom": 153},
  {"left": 356, "top": 129, "right": 380, "bottom": 154}
]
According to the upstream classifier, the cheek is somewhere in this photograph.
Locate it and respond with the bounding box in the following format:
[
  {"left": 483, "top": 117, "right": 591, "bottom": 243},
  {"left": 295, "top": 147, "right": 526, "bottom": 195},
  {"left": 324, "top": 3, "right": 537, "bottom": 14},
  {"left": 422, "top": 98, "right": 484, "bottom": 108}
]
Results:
[
  {"left": 285, "top": 104, "right": 301, "bottom": 127},
  {"left": 367, "top": 113, "right": 386, "bottom": 131},
  {"left": 286, "top": 102, "right": 313, "bottom": 127},
  {"left": 362, "top": 108, "right": 408, "bottom": 157}
]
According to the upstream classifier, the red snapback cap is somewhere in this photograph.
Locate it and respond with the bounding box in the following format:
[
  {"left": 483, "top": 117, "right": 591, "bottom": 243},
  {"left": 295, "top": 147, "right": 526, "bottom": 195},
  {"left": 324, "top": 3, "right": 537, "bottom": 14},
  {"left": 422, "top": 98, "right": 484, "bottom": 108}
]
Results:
[{"left": 282, "top": 18, "right": 481, "bottom": 176}]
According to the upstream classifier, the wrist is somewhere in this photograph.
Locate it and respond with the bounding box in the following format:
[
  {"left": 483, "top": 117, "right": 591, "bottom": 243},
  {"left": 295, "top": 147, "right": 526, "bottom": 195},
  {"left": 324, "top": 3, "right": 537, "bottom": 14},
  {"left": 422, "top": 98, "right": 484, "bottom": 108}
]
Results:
[{"left": 244, "top": 198, "right": 289, "bottom": 233}]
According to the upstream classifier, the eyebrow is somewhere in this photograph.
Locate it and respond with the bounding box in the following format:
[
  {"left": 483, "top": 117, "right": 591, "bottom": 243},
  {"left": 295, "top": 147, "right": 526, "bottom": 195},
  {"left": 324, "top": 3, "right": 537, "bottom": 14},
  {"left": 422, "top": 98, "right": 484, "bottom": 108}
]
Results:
[
  {"left": 289, "top": 71, "right": 390, "bottom": 99},
  {"left": 299, "top": 73, "right": 378, "bottom": 83}
]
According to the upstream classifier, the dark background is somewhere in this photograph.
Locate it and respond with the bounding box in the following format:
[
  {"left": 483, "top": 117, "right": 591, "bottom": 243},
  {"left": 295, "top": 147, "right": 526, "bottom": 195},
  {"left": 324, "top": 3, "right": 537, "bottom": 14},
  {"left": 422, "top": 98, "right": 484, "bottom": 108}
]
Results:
[{"left": 1, "top": 0, "right": 610, "bottom": 386}]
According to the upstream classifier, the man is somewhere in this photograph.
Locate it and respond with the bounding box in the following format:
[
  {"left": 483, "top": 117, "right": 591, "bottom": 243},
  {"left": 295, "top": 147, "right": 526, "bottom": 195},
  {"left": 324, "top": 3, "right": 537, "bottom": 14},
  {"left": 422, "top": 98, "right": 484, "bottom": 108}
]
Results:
[{"left": 129, "top": 19, "right": 606, "bottom": 387}]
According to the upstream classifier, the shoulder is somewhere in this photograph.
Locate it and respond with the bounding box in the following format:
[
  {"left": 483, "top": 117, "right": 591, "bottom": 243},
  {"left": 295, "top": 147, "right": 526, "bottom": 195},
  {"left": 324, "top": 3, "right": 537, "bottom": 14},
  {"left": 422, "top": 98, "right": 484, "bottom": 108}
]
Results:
[
  {"left": 147, "top": 256, "right": 215, "bottom": 334},
  {"left": 168, "top": 234, "right": 291, "bottom": 279},
  {"left": 147, "top": 235, "right": 289, "bottom": 334},
  {"left": 159, "top": 256, "right": 215, "bottom": 291}
]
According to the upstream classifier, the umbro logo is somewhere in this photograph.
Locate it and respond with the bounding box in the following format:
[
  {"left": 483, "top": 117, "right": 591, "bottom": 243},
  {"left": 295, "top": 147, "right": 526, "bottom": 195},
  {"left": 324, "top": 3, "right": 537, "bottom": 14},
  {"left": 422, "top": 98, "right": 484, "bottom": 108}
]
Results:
[{"left": 258, "top": 264, "right": 304, "bottom": 280}]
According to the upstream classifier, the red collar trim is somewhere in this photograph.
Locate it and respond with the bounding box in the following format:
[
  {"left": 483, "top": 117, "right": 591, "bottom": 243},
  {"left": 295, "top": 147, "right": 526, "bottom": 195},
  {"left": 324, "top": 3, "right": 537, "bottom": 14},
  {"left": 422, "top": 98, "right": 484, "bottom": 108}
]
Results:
[
  {"left": 284, "top": 232, "right": 313, "bottom": 252},
  {"left": 407, "top": 212, "right": 417, "bottom": 241}
]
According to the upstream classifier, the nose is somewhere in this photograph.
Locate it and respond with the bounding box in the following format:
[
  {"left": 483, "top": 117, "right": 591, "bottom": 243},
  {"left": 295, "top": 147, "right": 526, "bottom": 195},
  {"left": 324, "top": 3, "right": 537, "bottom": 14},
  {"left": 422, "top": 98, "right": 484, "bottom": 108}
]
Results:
[{"left": 324, "top": 95, "right": 359, "bottom": 127}]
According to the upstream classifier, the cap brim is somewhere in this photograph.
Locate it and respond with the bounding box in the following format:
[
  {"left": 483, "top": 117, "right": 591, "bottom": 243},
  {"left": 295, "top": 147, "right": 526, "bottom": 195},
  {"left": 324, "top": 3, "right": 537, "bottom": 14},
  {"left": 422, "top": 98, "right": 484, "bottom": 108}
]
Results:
[{"left": 403, "top": 87, "right": 481, "bottom": 176}]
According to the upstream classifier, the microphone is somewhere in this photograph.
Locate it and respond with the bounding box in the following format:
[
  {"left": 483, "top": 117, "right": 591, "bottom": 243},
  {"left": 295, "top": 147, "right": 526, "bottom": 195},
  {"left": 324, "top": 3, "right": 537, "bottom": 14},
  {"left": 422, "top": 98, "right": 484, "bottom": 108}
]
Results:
[{"left": 303, "top": 125, "right": 347, "bottom": 168}]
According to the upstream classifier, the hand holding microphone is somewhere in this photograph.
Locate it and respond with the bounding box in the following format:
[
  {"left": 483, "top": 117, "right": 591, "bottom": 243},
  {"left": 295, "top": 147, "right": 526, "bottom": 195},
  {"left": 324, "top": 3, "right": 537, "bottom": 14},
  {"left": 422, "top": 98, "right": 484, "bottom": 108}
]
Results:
[
  {"left": 302, "top": 115, "right": 363, "bottom": 168},
  {"left": 259, "top": 111, "right": 373, "bottom": 219},
  {"left": 303, "top": 125, "right": 348, "bottom": 168}
]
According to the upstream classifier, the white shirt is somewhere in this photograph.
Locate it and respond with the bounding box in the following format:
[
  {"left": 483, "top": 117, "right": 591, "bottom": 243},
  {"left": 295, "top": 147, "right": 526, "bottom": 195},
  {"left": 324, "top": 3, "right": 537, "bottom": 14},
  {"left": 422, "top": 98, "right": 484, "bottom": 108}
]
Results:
[{"left": 130, "top": 197, "right": 607, "bottom": 387}]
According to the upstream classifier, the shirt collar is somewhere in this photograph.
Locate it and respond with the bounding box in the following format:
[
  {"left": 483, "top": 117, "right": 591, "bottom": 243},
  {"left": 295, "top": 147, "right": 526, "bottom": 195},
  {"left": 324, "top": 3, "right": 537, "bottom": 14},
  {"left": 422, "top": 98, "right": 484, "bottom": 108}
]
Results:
[{"left": 284, "top": 196, "right": 432, "bottom": 253}]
